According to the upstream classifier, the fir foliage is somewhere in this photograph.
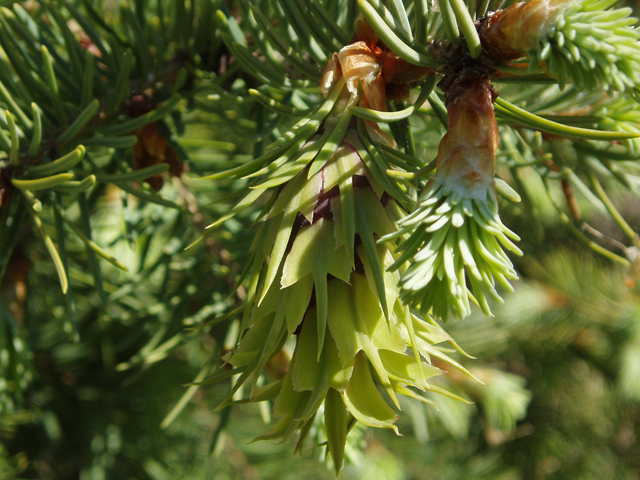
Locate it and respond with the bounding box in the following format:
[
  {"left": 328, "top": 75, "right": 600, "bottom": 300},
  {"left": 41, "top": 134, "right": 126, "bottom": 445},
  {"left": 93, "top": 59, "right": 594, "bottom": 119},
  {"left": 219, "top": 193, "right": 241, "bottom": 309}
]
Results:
[{"left": 1, "top": 0, "right": 640, "bottom": 478}]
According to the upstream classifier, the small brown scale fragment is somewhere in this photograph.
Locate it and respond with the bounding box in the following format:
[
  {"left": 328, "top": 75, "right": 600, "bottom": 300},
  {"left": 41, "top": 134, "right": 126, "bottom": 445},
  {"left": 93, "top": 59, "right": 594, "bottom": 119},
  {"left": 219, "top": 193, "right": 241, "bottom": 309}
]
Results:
[
  {"left": 133, "top": 122, "right": 184, "bottom": 191},
  {"left": 0, "top": 168, "right": 12, "bottom": 208}
]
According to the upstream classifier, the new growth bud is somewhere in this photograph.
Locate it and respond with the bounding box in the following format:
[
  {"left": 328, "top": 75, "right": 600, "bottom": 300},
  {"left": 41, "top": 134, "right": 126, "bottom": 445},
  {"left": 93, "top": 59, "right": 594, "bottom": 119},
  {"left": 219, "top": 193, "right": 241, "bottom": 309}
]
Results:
[
  {"left": 384, "top": 70, "right": 522, "bottom": 320},
  {"left": 480, "top": 0, "right": 640, "bottom": 90},
  {"left": 481, "top": 0, "right": 570, "bottom": 60}
]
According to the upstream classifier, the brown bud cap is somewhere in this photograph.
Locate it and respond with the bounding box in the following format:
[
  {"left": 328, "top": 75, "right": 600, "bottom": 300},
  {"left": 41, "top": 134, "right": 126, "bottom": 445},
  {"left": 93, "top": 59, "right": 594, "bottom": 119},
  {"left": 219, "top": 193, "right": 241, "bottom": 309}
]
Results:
[
  {"left": 381, "top": 51, "right": 435, "bottom": 86},
  {"left": 352, "top": 12, "right": 379, "bottom": 47},
  {"left": 338, "top": 41, "right": 380, "bottom": 97},
  {"left": 321, "top": 53, "right": 341, "bottom": 97},
  {"left": 435, "top": 71, "right": 498, "bottom": 199}
]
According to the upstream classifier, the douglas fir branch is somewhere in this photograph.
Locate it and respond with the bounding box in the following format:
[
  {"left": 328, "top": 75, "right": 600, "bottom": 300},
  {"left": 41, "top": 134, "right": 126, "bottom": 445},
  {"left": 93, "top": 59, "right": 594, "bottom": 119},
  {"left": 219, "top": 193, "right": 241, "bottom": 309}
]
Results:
[
  {"left": 1, "top": 0, "right": 640, "bottom": 476},
  {"left": 199, "top": 0, "right": 640, "bottom": 473}
]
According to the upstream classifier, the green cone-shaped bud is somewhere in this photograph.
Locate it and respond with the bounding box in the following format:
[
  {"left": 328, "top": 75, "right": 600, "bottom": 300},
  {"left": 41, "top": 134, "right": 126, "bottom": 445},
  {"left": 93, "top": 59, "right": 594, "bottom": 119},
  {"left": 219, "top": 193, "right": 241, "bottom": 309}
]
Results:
[
  {"left": 209, "top": 38, "right": 480, "bottom": 471},
  {"left": 220, "top": 138, "right": 478, "bottom": 471}
]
